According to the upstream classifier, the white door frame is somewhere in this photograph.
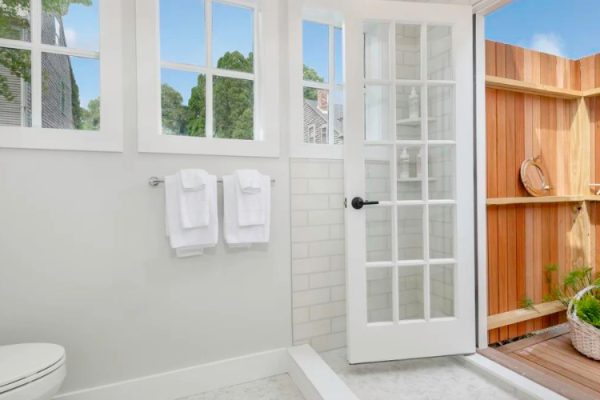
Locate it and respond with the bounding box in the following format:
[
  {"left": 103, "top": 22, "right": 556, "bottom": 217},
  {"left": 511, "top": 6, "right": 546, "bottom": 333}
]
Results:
[{"left": 472, "top": 0, "right": 517, "bottom": 351}]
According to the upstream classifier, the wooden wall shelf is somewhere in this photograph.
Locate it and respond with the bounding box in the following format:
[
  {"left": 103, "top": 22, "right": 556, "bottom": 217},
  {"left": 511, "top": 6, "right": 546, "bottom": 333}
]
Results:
[
  {"left": 486, "top": 196, "right": 596, "bottom": 205},
  {"left": 487, "top": 301, "right": 566, "bottom": 330},
  {"left": 486, "top": 76, "right": 583, "bottom": 100}
]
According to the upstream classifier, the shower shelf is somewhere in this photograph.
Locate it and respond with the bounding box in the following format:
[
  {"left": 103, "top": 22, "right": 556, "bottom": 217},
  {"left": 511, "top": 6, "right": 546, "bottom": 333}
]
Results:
[{"left": 396, "top": 117, "right": 436, "bottom": 126}]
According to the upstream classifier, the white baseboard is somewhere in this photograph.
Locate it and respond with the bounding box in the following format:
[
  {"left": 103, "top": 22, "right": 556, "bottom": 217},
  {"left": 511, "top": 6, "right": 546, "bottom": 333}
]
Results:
[
  {"left": 54, "top": 348, "right": 288, "bottom": 400},
  {"left": 287, "top": 345, "right": 359, "bottom": 400},
  {"left": 461, "top": 353, "right": 568, "bottom": 400}
]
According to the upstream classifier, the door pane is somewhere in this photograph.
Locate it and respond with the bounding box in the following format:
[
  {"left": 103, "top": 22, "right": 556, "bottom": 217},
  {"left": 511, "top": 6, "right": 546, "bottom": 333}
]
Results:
[
  {"left": 364, "top": 22, "right": 390, "bottom": 80},
  {"left": 365, "top": 85, "right": 391, "bottom": 141},
  {"left": 365, "top": 145, "right": 392, "bottom": 201},
  {"left": 427, "top": 25, "right": 453, "bottom": 80},
  {"left": 398, "top": 265, "right": 424, "bottom": 320},
  {"left": 397, "top": 145, "right": 423, "bottom": 201},
  {"left": 428, "top": 85, "right": 454, "bottom": 140},
  {"left": 395, "top": 24, "right": 421, "bottom": 80},
  {"left": 367, "top": 267, "right": 393, "bottom": 323},
  {"left": 398, "top": 206, "right": 424, "bottom": 261},
  {"left": 430, "top": 264, "right": 455, "bottom": 317},
  {"left": 429, "top": 205, "right": 454, "bottom": 259},
  {"left": 428, "top": 145, "right": 455, "bottom": 200},
  {"left": 366, "top": 207, "right": 392, "bottom": 263},
  {"left": 396, "top": 85, "right": 422, "bottom": 140}
]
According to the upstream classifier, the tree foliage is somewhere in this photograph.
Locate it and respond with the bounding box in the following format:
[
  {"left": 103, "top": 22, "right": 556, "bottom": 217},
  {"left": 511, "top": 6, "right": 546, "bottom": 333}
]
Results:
[
  {"left": 303, "top": 65, "right": 324, "bottom": 101},
  {"left": 80, "top": 97, "right": 99, "bottom": 130},
  {"left": 0, "top": 0, "right": 91, "bottom": 112}
]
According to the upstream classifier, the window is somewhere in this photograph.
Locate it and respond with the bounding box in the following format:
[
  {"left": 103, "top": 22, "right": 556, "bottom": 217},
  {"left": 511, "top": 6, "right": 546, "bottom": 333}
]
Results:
[
  {"left": 54, "top": 17, "right": 61, "bottom": 46},
  {"left": 0, "top": 0, "right": 123, "bottom": 152},
  {"left": 308, "top": 124, "right": 315, "bottom": 143},
  {"left": 289, "top": 4, "right": 344, "bottom": 159},
  {"left": 136, "top": 0, "right": 281, "bottom": 157}
]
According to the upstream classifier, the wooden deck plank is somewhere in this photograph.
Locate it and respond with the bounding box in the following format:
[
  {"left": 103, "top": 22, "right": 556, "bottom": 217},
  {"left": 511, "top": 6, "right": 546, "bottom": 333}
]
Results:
[
  {"left": 515, "top": 349, "right": 600, "bottom": 392},
  {"left": 523, "top": 344, "right": 600, "bottom": 382},
  {"left": 496, "top": 324, "right": 570, "bottom": 354},
  {"left": 478, "top": 347, "right": 600, "bottom": 400},
  {"left": 537, "top": 340, "right": 600, "bottom": 376}
]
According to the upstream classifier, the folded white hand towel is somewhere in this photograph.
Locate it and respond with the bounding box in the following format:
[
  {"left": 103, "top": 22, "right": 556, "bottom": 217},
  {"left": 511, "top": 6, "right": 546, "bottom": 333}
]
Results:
[
  {"left": 223, "top": 175, "right": 270, "bottom": 248},
  {"left": 178, "top": 170, "right": 209, "bottom": 228},
  {"left": 235, "top": 170, "right": 268, "bottom": 227},
  {"left": 235, "top": 169, "right": 262, "bottom": 194},
  {"left": 165, "top": 174, "right": 218, "bottom": 257},
  {"left": 180, "top": 169, "right": 207, "bottom": 192}
]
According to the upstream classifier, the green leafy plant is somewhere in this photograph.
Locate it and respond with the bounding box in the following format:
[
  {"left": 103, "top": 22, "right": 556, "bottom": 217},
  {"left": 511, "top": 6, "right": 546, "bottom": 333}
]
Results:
[
  {"left": 575, "top": 295, "right": 600, "bottom": 329},
  {"left": 518, "top": 265, "right": 600, "bottom": 328}
]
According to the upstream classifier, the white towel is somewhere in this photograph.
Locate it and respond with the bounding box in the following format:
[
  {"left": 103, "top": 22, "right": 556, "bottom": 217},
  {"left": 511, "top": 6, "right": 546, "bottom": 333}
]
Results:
[
  {"left": 235, "top": 171, "right": 267, "bottom": 227},
  {"left": 165, "top": 174, "right": 218, "bottom": 257},
  {"left": 234, "top": 169, "right": 261, "bottom": 193},
  {"left": 180, "top": 169, "right": 206, "bottom": 191},
  {"left": 223, "top": 175, "right": 270, "bottom": 247},
  {"left": 178, "top": 170, "right": 209, "bottom": 228}
]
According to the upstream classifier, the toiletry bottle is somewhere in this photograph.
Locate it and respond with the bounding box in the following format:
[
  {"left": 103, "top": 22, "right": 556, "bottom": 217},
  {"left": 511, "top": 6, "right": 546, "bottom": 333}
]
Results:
[
  {"left": 409, "top": 87, "right": 419, "bottom": 120},
  {"left": 399, "top": 147, "right": 410, "bottom": 179}
]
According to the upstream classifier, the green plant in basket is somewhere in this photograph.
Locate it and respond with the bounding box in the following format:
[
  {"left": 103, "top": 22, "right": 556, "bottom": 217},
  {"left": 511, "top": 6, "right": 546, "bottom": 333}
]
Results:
[
  {"left": 520, "top": 265, "right": 600, "bottom": 328},
  {"left": 575, "top": 294, "right": 600, "bottom": 329}
]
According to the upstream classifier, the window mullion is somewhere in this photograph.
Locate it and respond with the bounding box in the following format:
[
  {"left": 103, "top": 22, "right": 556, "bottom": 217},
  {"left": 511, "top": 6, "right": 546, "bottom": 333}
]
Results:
[
  {"left": 31, "top": 0, "right": 42, "bottom": 128},
  {"left": 205, "top": 0, "right": 214, "bottom": 138}
]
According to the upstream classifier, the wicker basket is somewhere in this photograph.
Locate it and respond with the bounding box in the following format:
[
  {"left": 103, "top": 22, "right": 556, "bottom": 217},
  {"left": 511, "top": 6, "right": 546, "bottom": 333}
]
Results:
[{"left": 567, "top": 285, "right": 600, "bottom": 361}]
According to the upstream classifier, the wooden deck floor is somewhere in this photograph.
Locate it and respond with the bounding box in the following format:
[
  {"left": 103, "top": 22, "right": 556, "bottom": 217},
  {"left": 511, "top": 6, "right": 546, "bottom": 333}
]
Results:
[{"left": 479, "top": 324, "right": 600, "bottom": 400}]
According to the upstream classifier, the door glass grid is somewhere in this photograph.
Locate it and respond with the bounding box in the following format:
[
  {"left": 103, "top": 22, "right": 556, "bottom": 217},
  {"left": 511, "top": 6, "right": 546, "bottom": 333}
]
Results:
[{"left": 364, "top": 20, "right": 455, "bottom": 324}]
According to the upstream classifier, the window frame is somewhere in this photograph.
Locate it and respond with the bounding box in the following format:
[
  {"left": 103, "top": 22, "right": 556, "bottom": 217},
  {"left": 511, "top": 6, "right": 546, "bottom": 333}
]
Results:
[
  {"left": 0, "top": 0, "right": 123, "bottom": 152},
  {"left": 289, "top": 1, "right": 344, "bottom": 160},
  {"left": 136, "top": 0, "right": 280, "bottom": 158}
]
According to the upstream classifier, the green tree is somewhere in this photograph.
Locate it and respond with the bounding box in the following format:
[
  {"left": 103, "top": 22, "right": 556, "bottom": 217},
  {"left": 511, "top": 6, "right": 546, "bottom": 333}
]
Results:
[
  {"left": 185, "top": 51, "right": 254, "bottom": 139},
  {"left": 186, "top": 76, "right": 206, "bottom": 137},
  {"left": 0, "top": 0, "right": 91, "bottom": 101},
  {"left": 303, "top": 65, "right": 324, "bottom": 100},
  {"left": 70, "top": 66, "right": 82, "bottom": 128},
  {"left": 161, "top": 84, "right": 188, "bottom": 135},
  {"left": 80, "top": 97, "right": 99, "bottom": 130}
]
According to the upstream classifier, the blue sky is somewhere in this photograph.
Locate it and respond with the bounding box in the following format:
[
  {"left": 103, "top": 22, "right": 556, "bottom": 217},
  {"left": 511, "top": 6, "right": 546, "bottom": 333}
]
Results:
[
  {"left": 486, "top": 0, "right": 600, "bottom": 60},
  {"left": 59, "top": 0, "right": 99, "bottom": 108},
  {"left": 303, "top": 21, "right": 343, "bottom": 85},
  {"left": 160, "top": 0, "right": 254, "bottom": 104}
]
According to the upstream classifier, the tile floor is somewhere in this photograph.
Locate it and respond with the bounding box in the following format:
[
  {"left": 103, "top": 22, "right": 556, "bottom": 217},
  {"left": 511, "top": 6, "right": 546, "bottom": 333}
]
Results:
[
  {"left": 321, "top": 348, "right": 520, "bottom": 400},
  {"left": 180, "top": 373, "right": 305, "bottom": 400}
]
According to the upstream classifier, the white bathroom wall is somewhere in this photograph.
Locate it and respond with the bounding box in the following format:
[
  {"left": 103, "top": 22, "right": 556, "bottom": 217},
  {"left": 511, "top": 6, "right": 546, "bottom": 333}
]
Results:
[
  {"left": 290, "top": 159, "right": 347, "bottom": 352},
  {"left": 0, "top": 0, "right": 292, "bottom": 394}
]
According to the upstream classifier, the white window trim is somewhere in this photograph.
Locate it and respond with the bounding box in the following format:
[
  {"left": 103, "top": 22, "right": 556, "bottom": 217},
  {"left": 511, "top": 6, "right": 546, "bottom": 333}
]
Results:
[
  {"left": 136, "top": 0, "right": 280, "bottom": 158},
  {"left": 0, "top": 0, "right": 123, "bottom": 153},
  {"left": 289, "top": 0, "right": 345, "bottom": 160}
]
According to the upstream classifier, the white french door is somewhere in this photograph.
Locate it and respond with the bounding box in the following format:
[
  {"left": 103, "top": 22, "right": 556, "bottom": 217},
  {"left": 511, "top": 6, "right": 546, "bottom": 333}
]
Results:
[{"left": 344, "top": 0, "right": 475, "bottom": 363}]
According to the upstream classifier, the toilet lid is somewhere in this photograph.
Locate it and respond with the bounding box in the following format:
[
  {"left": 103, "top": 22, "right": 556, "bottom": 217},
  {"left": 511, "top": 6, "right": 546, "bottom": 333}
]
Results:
[{"left": 0, "top": 344, "right": 65, "bottom": 388}]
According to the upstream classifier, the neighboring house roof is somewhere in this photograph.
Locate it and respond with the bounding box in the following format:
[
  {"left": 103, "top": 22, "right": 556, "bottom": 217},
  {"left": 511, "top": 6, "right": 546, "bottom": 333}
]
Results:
[{"left": 304, "top": 99, "right": 344, "bottom": 137}]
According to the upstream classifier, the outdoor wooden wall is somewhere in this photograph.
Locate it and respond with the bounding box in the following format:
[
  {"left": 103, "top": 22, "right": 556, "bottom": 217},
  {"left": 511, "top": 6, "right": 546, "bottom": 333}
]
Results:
[
  {"left": 485, "top": 40, "right": 586, "bottom": 344},
  {"left": 582, "top": 56, "right": 600, "bottom": 281}
]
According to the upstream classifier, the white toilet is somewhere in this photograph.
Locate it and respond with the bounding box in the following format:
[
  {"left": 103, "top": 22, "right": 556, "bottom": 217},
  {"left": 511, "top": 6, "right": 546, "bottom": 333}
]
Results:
[{"left": 0, "top": 344, "right": 66, "bottom": 400}]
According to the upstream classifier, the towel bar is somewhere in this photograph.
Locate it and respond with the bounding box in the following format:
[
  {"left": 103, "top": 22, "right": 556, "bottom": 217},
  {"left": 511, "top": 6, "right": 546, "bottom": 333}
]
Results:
[{"left": 149, "top": 176, "right": 275, "bottom": 187}]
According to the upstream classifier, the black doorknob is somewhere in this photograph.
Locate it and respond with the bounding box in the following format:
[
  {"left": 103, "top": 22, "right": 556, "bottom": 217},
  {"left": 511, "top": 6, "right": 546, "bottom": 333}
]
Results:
[{"left": 351, "top": 197, "right": 379, "bottom": 210}]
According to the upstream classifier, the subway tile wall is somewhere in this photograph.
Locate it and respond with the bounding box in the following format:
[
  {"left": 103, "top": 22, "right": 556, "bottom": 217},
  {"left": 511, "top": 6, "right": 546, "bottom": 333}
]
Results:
[{"left": 291, "top": 159, "right": 347, "bottom": 352}]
